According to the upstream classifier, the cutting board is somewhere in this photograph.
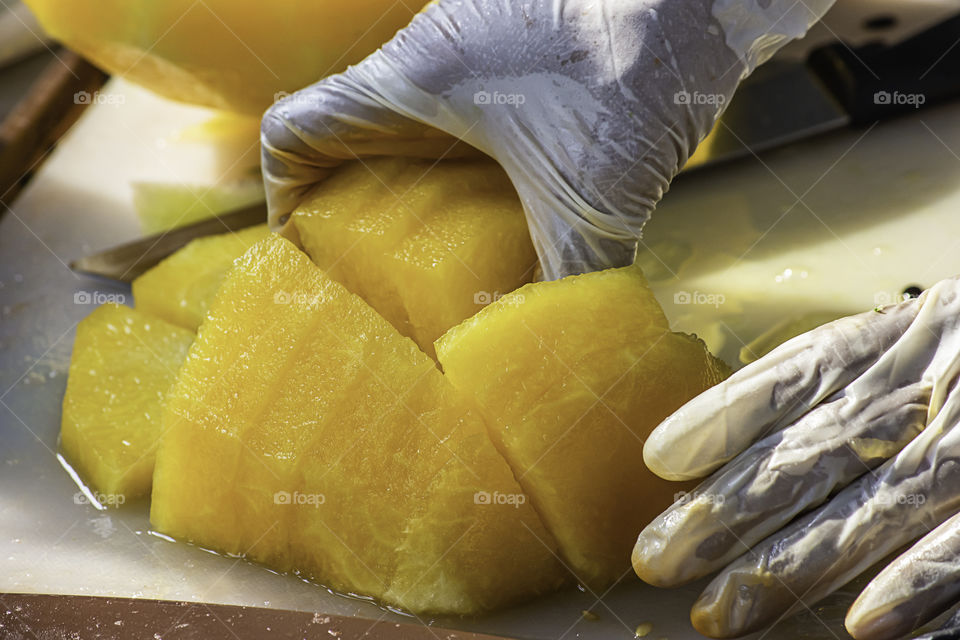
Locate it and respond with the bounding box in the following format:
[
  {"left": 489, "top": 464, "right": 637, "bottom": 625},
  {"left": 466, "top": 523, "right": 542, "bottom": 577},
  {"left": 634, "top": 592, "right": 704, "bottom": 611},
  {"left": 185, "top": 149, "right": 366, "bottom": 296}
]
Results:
[{"left": 6, "top": 55, "right": 960, "bottom": 640}]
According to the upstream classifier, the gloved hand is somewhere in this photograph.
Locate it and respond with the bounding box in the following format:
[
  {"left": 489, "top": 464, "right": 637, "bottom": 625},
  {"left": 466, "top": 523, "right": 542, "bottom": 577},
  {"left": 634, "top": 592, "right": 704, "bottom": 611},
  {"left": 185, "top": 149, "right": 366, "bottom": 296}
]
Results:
[
  {"left": 634, "top": 276, "right": 960, "bottom": 640},
  {"left": 261, "top": 0, "right": 833, "bottom": 280}
]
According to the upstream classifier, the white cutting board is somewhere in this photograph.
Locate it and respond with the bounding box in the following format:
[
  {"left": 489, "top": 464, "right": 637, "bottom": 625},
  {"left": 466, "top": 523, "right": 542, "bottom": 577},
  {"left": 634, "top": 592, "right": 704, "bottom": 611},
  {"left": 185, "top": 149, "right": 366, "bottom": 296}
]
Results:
[{"left": 7, "top": 38, "right": 960, "bottom": 640}]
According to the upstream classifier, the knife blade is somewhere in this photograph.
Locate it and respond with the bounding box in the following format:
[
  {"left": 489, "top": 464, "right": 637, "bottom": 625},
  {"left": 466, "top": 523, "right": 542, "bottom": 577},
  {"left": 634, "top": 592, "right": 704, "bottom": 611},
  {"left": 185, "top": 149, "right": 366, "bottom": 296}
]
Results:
[
  {"left": 684, "top": 59, "right": 848, "bottom": 170},
  {"left": 686, "top": 11, "right": 960, "bottom": 169},
  {"left": 70, "top": 202, "right": 267, "bottom": 283},
  {"left": 0, "top": 593, "right": 517, "bottom": 640}
]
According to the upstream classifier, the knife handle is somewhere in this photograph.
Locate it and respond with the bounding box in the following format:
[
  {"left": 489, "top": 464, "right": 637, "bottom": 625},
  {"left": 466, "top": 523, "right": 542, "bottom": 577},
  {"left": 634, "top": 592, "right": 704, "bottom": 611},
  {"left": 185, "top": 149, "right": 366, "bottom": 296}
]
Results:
[
  {"left": 808, "top": 12, "right": 960, "bottom": 126},
  {"left": 0, "top": 49, "right": 107, "bottom": 205}
]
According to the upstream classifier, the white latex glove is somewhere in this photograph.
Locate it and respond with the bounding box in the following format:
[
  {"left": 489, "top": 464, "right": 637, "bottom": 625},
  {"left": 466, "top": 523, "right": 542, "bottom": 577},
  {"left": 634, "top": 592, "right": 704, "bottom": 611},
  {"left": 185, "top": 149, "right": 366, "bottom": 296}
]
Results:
[
  {"left": 634, "top": 276, "right": 960, "bottom": 640},
  {"left": 261, "top": 0, "right": 833, "bottom": 280}
]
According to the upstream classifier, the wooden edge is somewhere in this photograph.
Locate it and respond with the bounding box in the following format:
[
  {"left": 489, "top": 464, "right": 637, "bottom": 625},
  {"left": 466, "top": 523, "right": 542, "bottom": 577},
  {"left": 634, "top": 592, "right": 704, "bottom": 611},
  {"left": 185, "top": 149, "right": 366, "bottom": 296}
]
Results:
[{"left": 0, "top": 48, "right": 108, "bottom": 208}]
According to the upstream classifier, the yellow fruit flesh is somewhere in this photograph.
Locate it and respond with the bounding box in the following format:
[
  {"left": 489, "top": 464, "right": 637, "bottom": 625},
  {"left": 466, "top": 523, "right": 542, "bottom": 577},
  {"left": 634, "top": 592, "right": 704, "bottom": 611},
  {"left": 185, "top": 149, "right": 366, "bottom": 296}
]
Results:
[
  {"left": 24, "top": 0, "right": 427, "bottom": 115},
  {"left": 293, "top": 158, "right": 536, "bottom": 358},
  {"left": 60, "top": 304, "right": 193, "bottom": 501},
  {"left": 436, "top": 266, "right": 729, "bottom": 589},
  {"left": 150, "top": 235, "right": 566, "bottom": 614},
  {"left": 132, "top": 224, "right": 270, "bottom": 331}
]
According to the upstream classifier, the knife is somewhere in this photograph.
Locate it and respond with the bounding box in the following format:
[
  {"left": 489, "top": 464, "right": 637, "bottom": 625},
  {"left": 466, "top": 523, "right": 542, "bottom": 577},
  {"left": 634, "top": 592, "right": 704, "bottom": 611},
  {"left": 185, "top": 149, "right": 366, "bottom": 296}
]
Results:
[
  {"left": 0, "top": 593, "right": 517, "bottom": 640},
  {"left": 70, "top": 202, "right": 267, "bottom": 283},
  {"left": 685, "top": 11, "right": 960, "bottom": 169}
]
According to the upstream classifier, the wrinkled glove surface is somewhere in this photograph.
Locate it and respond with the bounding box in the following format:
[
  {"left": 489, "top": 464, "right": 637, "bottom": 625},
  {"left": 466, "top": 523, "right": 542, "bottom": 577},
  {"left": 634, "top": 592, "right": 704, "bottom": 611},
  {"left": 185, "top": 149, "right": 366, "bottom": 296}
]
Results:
[{"left": 261, "top": 0, "right": 832, "bottom": 279}]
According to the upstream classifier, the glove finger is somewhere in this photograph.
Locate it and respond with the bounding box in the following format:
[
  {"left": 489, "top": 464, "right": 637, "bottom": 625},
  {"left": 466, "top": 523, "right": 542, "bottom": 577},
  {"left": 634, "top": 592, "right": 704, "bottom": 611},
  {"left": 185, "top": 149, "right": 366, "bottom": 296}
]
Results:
[
  {"left": 847, "top": 511, "right": 960, "bottom": 640},
  {"left": 502, "top": 166, "right": 641, "bottom": 279},
  {"left": 688, "top": 384, "right": 960, "bottom": 638},
  {"left": 262, "top": 0, "right": 524, "bottom": 232},
  {"left": 643, "top": 299, "right": 920, "bottom": 481},
  {"left": 634, "top": 378, "right": 928, "bottom": 587},
  {"left": 637, "top": 280, "right": 960, "bottom": 584},
  {"left": 260, "top": 39, "right": 480, "bottom": 229}
]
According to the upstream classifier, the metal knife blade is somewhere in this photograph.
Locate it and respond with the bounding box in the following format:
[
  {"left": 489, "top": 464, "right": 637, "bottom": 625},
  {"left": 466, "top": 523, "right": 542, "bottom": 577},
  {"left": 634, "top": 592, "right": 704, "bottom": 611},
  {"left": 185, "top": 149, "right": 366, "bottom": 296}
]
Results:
[
  {"left": 0, "top": 593, "right": 516, "bottom": 640},
  {"left": 688, "top": 11, "right": 960, "bottom": 170},
  {"left": 70, "top": 202, "right": 267, "bottom": 283},
  {"left": 684, "top": 60, "right": 849, "bottom": 170}
]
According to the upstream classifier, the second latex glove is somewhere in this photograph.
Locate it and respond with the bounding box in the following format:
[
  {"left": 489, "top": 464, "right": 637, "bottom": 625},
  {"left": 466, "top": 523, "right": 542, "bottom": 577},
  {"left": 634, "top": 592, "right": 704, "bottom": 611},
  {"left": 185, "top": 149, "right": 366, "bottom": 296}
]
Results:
[
  {"left": 634, "top": 276, "right": 960, "bottom": 639},
  {"left": 261, "top": 0, "right": 833, "bottom": 280}
]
